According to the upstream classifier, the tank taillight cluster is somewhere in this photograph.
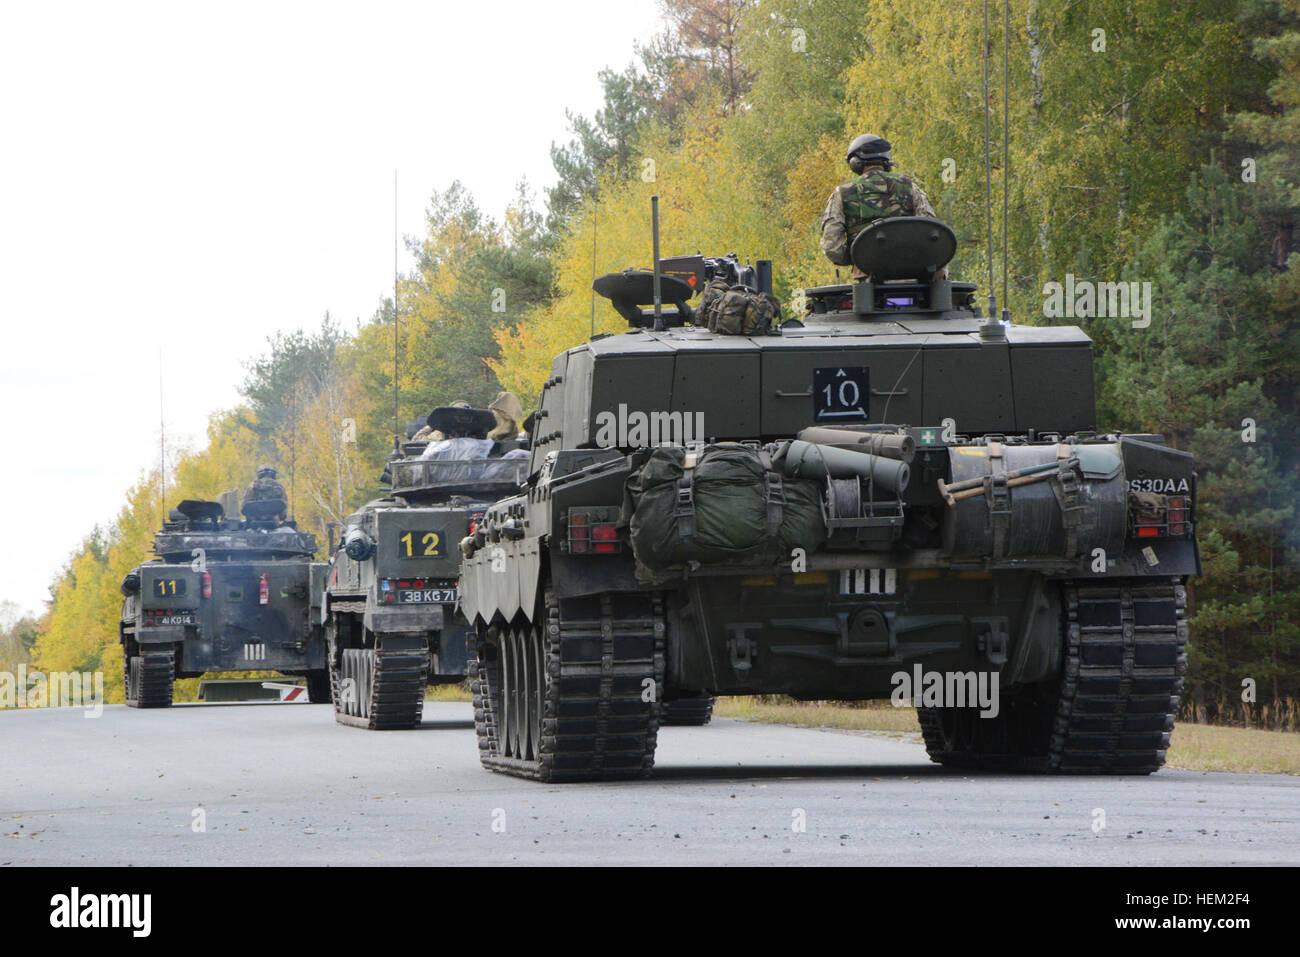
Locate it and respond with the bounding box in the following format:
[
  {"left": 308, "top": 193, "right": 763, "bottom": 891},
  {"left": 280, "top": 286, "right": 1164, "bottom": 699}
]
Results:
[
  {"left": 201, "top": 571, "right": 212, "bottom": 599},
  {"left": 566, "top": 508, "right": 620, "bottom": 555},
  {"left": 1131, "top": 494, "right": 1193, "bottom": 539},
  {"left": 258, "top": 574, "right": 270, "bottom": 605}
]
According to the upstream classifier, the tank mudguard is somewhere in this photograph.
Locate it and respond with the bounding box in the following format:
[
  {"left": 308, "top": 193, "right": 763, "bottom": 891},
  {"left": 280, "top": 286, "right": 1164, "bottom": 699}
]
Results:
[{"left": 460, "top": 534, "right": 544, "bottom": 626}]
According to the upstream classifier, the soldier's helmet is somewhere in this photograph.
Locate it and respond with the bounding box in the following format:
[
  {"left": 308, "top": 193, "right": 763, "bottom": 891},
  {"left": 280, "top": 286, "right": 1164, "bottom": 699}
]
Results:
[
  {"left": 256, "top": 465, "right": 277, "bottom": 479},
  {"left": 847, "top": 134, "right": 893, "bottom": 174}
]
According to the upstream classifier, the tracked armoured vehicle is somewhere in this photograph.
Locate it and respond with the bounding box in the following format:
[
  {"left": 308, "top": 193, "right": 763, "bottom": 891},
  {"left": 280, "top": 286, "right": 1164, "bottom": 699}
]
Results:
[
  {"left": 458, "top": 215, "right": 1198, "bottom": 781},
  {"left": 119, "top": 492, "right": 329, "bottom": 707},
  {"left": 323, "top": 405, "right": 528, "bottom": 729}
]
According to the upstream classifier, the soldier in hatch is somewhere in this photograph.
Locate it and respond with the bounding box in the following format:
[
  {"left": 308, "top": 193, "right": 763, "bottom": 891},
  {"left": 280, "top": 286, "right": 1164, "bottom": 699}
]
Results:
[
  {"left": 487, "top": 391, "right": 525, "bottom": 441},
  {"left": 820, "top": 134, "right": 938, "bottom": 280},
  {"left": 242, "top": 465, "right": 288, "bottom": 523},
  {"left": 412, "top": 399, "right": 471, "bottom": 443}
]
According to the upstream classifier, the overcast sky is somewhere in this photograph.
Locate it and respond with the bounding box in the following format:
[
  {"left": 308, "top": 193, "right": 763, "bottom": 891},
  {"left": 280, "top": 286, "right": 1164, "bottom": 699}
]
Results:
[{"left": 0, "top": 0, "right": 666, "bottom": 616}]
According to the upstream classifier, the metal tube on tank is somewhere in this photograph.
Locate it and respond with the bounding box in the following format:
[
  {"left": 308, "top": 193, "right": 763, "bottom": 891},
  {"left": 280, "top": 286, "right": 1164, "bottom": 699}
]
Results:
[
  {"left": 795, "top": 427, "right": 915, "bottom": 463},
  {"left": 780, "top": 440, "right": 910, "bottom": 493}
]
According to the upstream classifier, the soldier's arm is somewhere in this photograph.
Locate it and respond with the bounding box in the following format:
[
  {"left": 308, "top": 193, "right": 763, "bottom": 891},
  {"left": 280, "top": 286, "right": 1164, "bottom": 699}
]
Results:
[
  {"left": 820, "top": 189, "right": 851, "bottom": 266},
  {"left": 911, "top": 181, "right": 937, "bottom": 219}
]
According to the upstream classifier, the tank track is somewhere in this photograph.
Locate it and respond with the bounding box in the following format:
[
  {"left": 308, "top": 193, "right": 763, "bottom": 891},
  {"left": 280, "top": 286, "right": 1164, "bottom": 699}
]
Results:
[
  {"left": 919, "top": 578, "right": 1187, "bottom": 774},
  {"left": 332, "top": 639, "right": 428, "bottom": 730},
  {"left": 473, "top": 591, "right": 664, "bottom": 782},
  {"left": 125, "top": 649, "right": 175, "bottom": 708},
  {"left": 661, "top": 695, "right": 715, "bottom": 726}
]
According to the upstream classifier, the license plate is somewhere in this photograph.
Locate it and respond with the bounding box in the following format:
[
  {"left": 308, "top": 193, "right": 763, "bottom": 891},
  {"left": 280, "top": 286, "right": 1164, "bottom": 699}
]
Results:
[
  {"left": 398, "top": 588, "right": 458, "bottom": 604},
  {"left": 146, "top": 613, "right": 196, "bottom": 626}
]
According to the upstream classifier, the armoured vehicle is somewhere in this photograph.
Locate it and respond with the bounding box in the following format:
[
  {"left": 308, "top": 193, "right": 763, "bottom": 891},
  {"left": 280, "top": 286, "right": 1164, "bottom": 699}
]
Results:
[
  {"left": 458, "top": 216, "right": 1198, "bottom": 781},
  {"left": 322, "top": 405, "right": 528, "bottom": 729},
  {"left": 119, "top": 491, "right": 329, "bottom": 707}
]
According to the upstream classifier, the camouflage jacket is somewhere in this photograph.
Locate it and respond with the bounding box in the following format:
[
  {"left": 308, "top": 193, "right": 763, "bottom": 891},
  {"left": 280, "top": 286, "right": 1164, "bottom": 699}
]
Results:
[
  {"left": 820, "top": 169, "right": 936, "bottom": 270},
  {"left": 243, "top": 477, "right": 287, "bottom": 506}
]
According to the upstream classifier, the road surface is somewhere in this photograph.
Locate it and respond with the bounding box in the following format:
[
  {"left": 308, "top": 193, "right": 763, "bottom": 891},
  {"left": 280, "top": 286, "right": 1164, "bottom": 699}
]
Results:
[{"left": 2, "top": 702, "right": 1296, "bottom": 865}]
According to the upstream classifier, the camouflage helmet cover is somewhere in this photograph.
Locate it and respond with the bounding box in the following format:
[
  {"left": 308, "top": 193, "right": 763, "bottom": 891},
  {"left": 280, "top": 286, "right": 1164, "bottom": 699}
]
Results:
[{"left": 256, "top": 464, "right": 277, "bottom": 478}]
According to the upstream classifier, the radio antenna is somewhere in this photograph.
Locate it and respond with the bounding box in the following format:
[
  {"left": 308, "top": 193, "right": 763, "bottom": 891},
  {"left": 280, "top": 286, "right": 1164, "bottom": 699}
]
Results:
[
  {"left": 1002, "top": 0, "right": 1010, "bottom": 322},
  {"left": 590, "top": 197, "right": 599, "bottom": 339},
  {"left": 982, "top": 0, "right": 996, "bottom": 322},
  {"left": 393, "top": 169, "right": 400, "bottom": 452},
  {"left": 158, "top": 349, "right": 166, "bottom": 526}
]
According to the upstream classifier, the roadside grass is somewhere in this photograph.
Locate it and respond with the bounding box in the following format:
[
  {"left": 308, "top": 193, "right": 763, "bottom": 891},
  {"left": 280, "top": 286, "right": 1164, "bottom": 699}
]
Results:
[
  {"left": 715, "top": 697, "right": 920, "bottom": 734},
  {"left": 426, "top": 682, "right": 473, "bottom": 702},
  {"left": 1165, "top": 722, "right": 1300, "bottom": 776},
  {"left": 713, "top": 697, "right": 1300, "bottom": 775}
]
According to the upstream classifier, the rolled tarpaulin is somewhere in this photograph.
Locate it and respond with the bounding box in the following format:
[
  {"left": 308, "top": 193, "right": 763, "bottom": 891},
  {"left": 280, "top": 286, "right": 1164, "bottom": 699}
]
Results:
[
  {"left": 778, "top": 440, "right": 910, "bottom": 494},
  {"left": 344, "top": 526, "right": 374, "bottom": 562},
  {"left": 795, "top": 427, "right": 915, "bottom": 463}
]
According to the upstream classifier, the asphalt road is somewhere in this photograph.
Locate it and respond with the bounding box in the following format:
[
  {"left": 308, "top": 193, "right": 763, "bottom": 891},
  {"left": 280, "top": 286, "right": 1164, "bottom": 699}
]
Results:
[{"left": 2, "top": 702, "right": 1297, "bottom": 866}]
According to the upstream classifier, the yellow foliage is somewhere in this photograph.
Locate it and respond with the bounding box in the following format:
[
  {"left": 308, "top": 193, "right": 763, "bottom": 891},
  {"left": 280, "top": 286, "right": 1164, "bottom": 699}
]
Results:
[{"left": 493, "top": 117, "right": 788, "bottom": 399}]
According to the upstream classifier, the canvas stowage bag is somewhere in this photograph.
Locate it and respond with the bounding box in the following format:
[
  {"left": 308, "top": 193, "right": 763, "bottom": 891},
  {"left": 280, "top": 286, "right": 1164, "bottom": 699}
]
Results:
[{"left": 626, "top": 443, "right": 825, "bottom": 569}]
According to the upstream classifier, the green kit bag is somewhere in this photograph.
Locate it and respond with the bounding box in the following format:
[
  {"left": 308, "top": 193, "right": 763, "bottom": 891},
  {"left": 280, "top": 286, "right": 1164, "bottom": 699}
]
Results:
[{"left": 626, "top": 443, "right": 825, "bottom": 569}]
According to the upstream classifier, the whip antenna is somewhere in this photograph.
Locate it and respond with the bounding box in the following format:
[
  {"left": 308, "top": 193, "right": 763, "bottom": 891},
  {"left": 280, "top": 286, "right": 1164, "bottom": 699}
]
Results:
[
  {"left": 158, "top": 349, "right": 166, "bottom": 525},
  {"left": 590, "top": 197, "right": 598, "bottom": 339},
  {"left": 982, "top": 0, "right": 996, "bottom": 321},
  {"left": 1002, "top": 0, "right": 1010, "bottom": 322},
  {"left": 393, "top": 169, "right": 400, "bottom": 452}
]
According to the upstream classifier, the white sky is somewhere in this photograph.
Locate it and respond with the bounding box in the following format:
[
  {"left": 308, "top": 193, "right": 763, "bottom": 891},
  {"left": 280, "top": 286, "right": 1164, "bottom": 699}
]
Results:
[{"left": 0, "top": 0, "right": 666, "bottom": 616}]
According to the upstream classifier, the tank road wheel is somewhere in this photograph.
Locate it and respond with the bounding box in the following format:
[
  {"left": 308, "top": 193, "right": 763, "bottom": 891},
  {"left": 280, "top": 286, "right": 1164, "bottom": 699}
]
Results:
[
  {"left": 661, "top": 695, "right": 715, "bottom": 726},
  {"left": 124, "top": 648, "right": 175, "bottom": 709},
  {"left": 332, "top": 636, "right": 428, "bottom": 731},
  {"left": 472, "top": 590, "right": 664, "bottom": 782},
  {"left": 496, "top": 623, "right": 544, "bottom": 763},
  {"left": 305, "top": 670, "right": 332, "bottom": 704},
  {"left": 919, "top": 579, "right": 1187, "bottom": 774}
]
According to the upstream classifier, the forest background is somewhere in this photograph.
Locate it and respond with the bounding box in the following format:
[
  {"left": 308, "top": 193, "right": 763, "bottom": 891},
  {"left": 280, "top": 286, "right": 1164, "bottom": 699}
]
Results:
[{"left": 11, "top": 0, "right": 1299, "bottom": 726}]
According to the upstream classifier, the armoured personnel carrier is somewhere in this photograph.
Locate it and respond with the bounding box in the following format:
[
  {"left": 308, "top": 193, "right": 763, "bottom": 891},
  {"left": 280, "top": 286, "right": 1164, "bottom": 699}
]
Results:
[
  {"left": 458, "top": 216, "right": 1198, "bottom": 781},
  {"left": 323, "top": 405, "right": 528, "bottom": 729},
  {"left": 119, "top": 491, "right": 329, "bottom": 707}
]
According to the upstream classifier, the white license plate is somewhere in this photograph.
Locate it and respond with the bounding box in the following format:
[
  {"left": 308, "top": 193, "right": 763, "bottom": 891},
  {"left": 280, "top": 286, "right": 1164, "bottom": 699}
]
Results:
[{"left": 398, "top": 588, "right": 458, "bottom": 604}]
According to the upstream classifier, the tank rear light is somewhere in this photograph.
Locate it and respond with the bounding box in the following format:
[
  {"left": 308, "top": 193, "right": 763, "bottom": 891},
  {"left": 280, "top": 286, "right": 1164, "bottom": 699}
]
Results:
[
  {"left": 566, "top": 508, "right": 620, "bottom": 555},
  {"left": 591, "top": 524, "right": 619, "bottom": 553},
  {"left": 1129, "top": 494, "right": 1193, "bottom": 540},
  {"left": 201, "top": 571, "right": 212, "bottom": 599}
]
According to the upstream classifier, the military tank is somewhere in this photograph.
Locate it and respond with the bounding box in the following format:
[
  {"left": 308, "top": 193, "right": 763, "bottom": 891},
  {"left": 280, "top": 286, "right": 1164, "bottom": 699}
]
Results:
[
  {"left": 119, "top": 491, "right": 329, "bottom": 707},
  {"left": 457, "top": 214, "right": 1198, "bottom": 782},
  {"left": 322, "top": 405, "right": 528, "bottom": 729}
]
